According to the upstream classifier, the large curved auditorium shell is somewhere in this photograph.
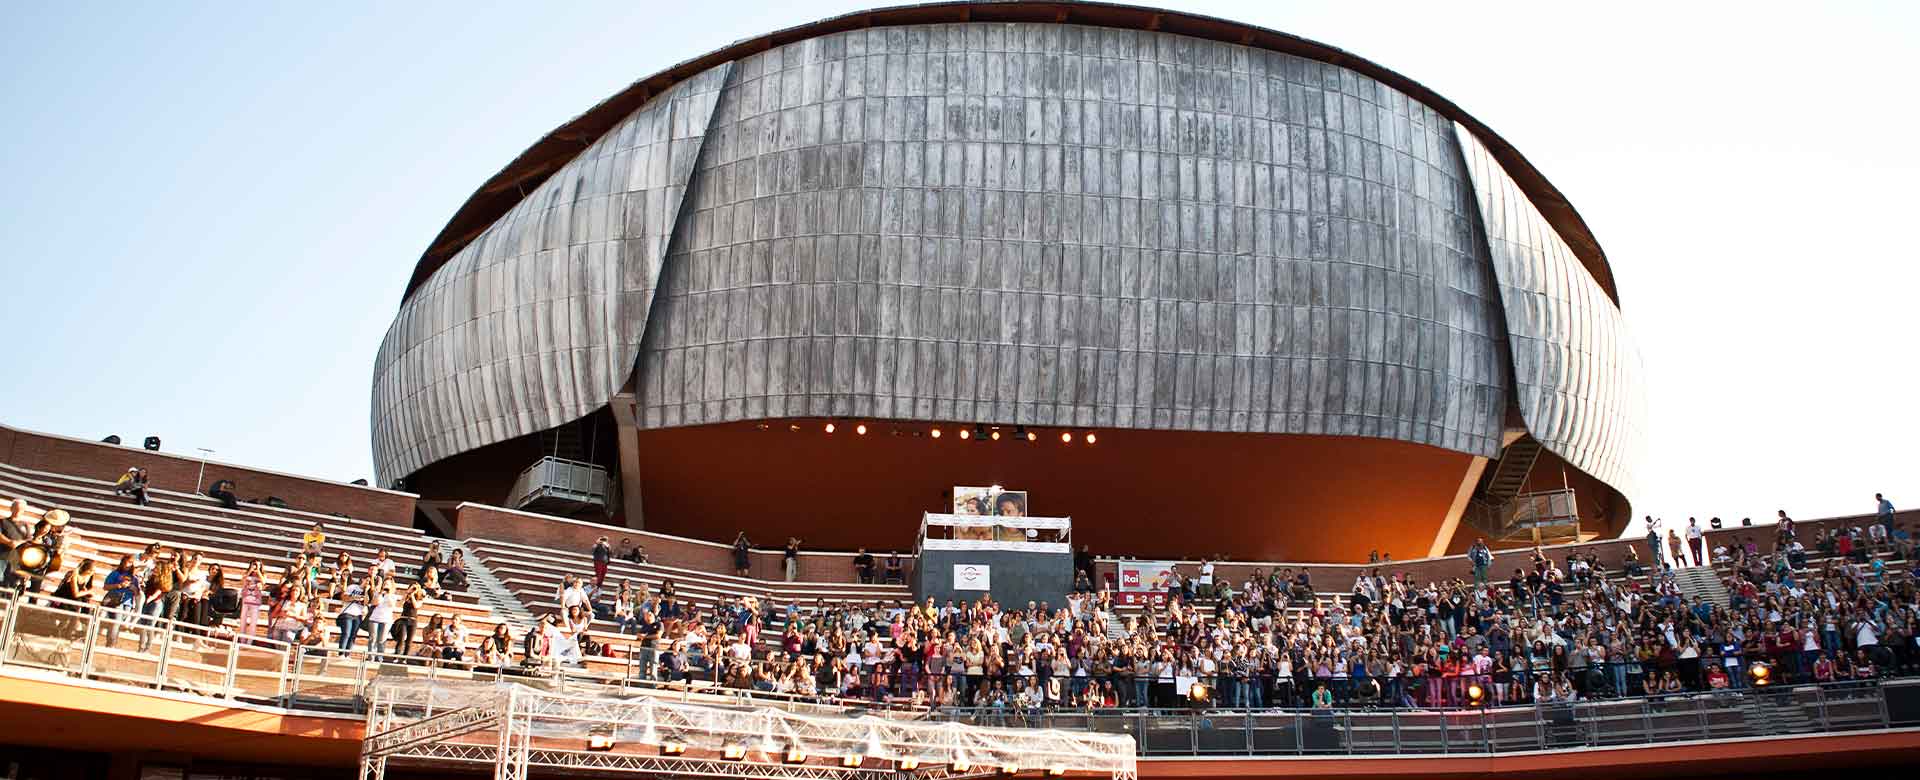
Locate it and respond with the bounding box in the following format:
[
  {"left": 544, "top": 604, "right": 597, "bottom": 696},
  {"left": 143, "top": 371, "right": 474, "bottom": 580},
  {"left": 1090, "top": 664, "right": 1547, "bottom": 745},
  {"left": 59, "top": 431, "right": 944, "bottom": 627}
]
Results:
[{"left": 371, "top": 1, "right": 1644, "bottom": 561}]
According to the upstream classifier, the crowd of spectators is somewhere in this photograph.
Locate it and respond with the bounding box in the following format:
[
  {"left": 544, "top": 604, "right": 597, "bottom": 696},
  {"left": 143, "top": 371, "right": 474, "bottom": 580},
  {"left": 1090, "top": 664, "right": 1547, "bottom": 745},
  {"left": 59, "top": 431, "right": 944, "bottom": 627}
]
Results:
[
  {"left": 596, "top": 517, "right": 1918, "bottom": 712},
  {"left": 8, "top": 486, "right": 1916, "bottom": 714}
]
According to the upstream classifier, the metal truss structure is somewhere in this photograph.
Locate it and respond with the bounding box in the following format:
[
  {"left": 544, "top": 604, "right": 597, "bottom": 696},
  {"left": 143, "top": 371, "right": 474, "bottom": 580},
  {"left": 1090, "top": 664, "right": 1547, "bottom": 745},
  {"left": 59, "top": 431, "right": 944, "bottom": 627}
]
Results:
[{"left": 359, "top": 680, "right": 1137, "bottom": 780}]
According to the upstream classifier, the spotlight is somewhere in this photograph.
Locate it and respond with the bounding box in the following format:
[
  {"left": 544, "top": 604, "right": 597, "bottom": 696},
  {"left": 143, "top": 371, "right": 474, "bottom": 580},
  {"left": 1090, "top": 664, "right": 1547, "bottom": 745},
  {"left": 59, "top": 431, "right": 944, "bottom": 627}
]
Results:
[
  {"left": 1084, "top": 432, "right": 1097, "bottom": 445},
  {"left": 930, "top": 428, "right": 942, "bottom": 439},
  {"left": 1000, "top": 764, "right": 1020, "bottom": 776},
  {"left": 586, "top": 727, "right": 616, "bottom": 751},
  {"left": 1060, "top": 431, "right": 1073, "bottom": 443},
  {"left": 1750, "top": 662, "right": 1771, "bottom": 687},
  {"left": 661, "top": 741, "right": 687, "bottom": 756},
  {"left": 1467, "top": 683, "right": 1486, "bottom": 707},
  {"left": 896, "top": 757, "right": 921, "bottom": 771},
  {"left": 1188, "top": 682, "right": 1210, "bottom": 703},
  {"left": 990, "top": 429, "right": 1001, "bottom": 441},
  {"left": 722, "top": 744, "right": 747, "bottom": 761},
  {"left": 1047, "top": 766, "right": 1067, "bottom": 777},
  {"left": 756, "top": 422, "right": 771, "bottom": 430},
  {"left": 143, "top": 436, "right": 161, "bottom": 452},
  {"left": 825, "top": 422, "right": 837, "bottom": 434},
  {"left": 840, "top": 753, "right": 865, "bottom": 768},
  {"left": 951, "top": 756, "right": 972, "bottom": 772},
  {"left": 789, "top": 423, "right": 801, "bottom": 432},
  {"left": 11, "top": 542, "right": 51, "bottom": 575},
  {"left": 101, "top": 435, "right": 121, "bottom": 445},
  {"left": 856, "top": 423, "right": 868, "bottom": 435},
  {"left": 958, "top": 428, "right": 971, "bottom": 440},
  {"left": 783, "top": 746, "right": 809, "bottom": 764}
]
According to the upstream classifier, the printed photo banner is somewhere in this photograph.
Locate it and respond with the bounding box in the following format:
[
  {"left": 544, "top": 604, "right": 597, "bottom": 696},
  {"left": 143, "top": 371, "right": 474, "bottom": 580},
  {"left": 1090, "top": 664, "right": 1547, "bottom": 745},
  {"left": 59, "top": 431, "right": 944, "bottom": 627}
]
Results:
[{"left": 1115, "top": 560, "right": 1180, "bottom": 605}]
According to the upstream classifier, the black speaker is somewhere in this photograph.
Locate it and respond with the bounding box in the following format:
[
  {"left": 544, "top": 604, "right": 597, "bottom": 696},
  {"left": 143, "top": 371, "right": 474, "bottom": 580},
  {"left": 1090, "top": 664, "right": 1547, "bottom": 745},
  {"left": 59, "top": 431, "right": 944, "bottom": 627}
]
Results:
[
  {"left": 101, "top": 435, "right": 122, "bottom": 445},
  {"left": 265, "top": 496, "right": 289, "bottom": 509},
  {"left": 350, "top": 478, "right": 369, "bottom": 486},
  {"left": 143, "top": 436, "right": 161, "bottom": 451}
]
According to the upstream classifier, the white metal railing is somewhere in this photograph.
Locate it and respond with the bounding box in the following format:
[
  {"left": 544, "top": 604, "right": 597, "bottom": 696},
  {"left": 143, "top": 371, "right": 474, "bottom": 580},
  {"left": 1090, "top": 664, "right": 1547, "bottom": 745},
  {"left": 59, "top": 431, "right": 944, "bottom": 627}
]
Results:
[
  {"left": 508, "top": 457, "right": 615, "bottom": 512},
  {"left": 0, "top": 591, "right": 915, "bottom": 717}
]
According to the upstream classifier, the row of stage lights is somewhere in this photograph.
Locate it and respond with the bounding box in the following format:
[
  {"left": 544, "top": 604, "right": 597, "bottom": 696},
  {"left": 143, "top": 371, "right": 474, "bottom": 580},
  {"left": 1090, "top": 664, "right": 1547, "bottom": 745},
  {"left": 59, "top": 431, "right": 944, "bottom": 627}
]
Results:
[
  {"left": 764, "top": 420, "right": 1097, "bottom": 445},
  {"left": 585, "top": 730, "right": 1067, "bottom": 775}
]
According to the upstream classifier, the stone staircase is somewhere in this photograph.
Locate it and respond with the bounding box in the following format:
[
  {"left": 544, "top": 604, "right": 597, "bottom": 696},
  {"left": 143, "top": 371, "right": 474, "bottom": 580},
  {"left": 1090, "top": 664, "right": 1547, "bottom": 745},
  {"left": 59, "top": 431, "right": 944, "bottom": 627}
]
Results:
[
  {"left": 1672, "top": 565, "right": 1730, "bottom": 608},
  {"left": 443, "top": 538, "right": 538, "bottom": 628},
  {"left": 1103, "top": 611, "right": 1127, "bottom": 641}
]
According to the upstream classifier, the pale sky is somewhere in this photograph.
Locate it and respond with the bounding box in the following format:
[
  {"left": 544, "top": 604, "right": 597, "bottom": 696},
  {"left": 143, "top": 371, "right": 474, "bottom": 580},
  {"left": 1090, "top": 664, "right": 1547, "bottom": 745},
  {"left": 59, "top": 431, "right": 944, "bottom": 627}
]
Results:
[{"left": 2, "top": 1, "right": 1913, "bottom": 533}]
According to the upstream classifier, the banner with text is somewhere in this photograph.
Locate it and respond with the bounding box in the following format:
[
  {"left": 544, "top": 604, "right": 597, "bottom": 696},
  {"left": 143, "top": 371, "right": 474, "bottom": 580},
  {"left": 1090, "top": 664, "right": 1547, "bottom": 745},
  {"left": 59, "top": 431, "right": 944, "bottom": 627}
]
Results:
[
  {"left": 953, "top": 563, "right": 992, "bottom": 591},
  {"left": 1115, "top": 560, "right": 1178, "bottom": 605}
]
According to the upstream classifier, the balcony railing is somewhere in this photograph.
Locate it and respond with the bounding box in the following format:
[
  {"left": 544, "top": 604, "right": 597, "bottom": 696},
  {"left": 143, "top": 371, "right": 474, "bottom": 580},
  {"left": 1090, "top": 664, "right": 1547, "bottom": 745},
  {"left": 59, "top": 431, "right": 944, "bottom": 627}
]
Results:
[
  {"left": 936, "top": 680, "right": 1910, "bottom": 755},
  {"left": 507, "top": 456, "right": 616, "bottom": 516},
  {"left": 0, "top": 591, "right": 1912, "bottom": 756},
  {"left": 0, "top": 592, "right": 886, "bottom": 718}
]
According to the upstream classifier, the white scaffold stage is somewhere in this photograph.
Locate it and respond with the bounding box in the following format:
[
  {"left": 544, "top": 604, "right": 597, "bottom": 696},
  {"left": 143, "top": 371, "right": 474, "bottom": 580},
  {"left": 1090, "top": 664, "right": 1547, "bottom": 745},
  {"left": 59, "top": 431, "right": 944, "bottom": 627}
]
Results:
[{"left": 358, "top": 680, "right": 1137, "bottom": 780}]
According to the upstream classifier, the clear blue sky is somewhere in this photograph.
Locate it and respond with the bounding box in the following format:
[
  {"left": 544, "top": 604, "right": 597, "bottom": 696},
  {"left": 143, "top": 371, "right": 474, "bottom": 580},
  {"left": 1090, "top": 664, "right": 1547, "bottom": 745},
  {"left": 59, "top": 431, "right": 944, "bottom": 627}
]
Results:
[{"left": 2, "top": 1, "right": 1914, "bottom": 531}]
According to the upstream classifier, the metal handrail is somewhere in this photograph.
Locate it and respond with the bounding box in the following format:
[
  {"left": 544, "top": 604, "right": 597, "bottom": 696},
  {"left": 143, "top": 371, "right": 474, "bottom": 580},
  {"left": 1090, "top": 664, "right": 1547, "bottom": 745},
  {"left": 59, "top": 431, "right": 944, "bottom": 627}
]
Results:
[
  {"left": 0, "top": 590, "right": 1910, "bottom": 755},
  {"left": 931, "top": 679, "right": 1909, "bottom": 755},
  {"left": 508, "top": 456, "right": 614, "bottom": 512},
  {"left": 0, "top": 591, "right": 911, "bottom": 717}
]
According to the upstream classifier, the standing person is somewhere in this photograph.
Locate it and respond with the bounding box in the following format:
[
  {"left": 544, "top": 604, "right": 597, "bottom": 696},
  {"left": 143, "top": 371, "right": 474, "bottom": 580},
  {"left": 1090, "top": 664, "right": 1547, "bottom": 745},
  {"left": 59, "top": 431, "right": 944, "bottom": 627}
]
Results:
[
  {"left": 1876, "top": 494, "right": 1896, "bottom": 536},
  {"left": 1468, "top": 538, "right": 1493, "bottom": 586},
  {"left": 732, "top": 532, "right": 752, "bottom": 578},
  {"left": 238, "top": 561, "right": 266, "bottom": 639},
  {"left": 1666, "top": 529, "right": 1685, "bottom": 570},
  {"left": 392, "top": 583, "right": 424, "bottom": 657},
  {"left": 1644, "top": 517, "right": 1664, "bottom": 569},
  {"left": 591, "top": 536, "right": 613, "bottom": 589},
  {"left": 103, "top": 555, "right": 141, "bottom": 647},
  {"left": 335, "top": 576, "right": 367, "bottom": 652},
  {"left": 1686, "top": 518, "right": 1704, "bottom": 568},
  {"left": 366, "top": 581, "right": 396, "bottom": 657},
  {"left": 784, "top": 538, "right": 802, "bottom": 582}
]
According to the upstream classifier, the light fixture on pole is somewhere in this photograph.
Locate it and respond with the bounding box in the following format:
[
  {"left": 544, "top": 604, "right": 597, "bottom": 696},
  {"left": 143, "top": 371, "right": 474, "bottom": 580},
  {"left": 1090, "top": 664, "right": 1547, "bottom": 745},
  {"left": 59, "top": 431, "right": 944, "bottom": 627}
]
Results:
[{"left": 193, "top": 448, "right": 216, "bottom": 494}]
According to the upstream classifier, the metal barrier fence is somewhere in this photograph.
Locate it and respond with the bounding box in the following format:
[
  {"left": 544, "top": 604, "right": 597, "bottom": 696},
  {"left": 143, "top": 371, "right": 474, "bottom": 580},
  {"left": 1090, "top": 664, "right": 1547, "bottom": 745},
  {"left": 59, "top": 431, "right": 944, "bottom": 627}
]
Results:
[
  {"left": 0, "top": 591, "right": 1911, "bottom": 756},
  {"left": 0, "top": 592, "right": 889, "bottom": 717},
  {"left": 937, "top": 680, "right": 1905, "bottom": 755}
]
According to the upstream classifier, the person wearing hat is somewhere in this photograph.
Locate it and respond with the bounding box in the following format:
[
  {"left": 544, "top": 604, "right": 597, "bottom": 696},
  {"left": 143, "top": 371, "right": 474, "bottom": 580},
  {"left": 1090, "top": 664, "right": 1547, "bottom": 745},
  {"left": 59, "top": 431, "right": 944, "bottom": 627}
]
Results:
[{"left": 113, "top": 467, "right": 151, "bottom": 506}]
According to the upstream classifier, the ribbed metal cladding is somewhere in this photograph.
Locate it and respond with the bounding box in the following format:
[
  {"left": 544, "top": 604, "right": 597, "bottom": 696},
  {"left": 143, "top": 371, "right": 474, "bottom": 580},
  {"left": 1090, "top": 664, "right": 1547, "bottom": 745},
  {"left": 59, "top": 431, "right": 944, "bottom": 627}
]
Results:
[
  {"left": 367, "top": 20, "right": 1622, "bottom": 485},
  {"left": 635, "top": 23, "right": 1509, "bottom": 451},
  {"left": 370, "top": 66, "right": 732, "bottom": 482},
  {"left": 1453, "top": 123, "right": 1645, "bottom": 502}
]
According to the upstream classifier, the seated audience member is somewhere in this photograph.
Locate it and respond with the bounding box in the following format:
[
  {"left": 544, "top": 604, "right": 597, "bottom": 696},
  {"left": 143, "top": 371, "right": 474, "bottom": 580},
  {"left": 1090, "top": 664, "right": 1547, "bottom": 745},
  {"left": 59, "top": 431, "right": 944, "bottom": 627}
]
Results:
[
  {"left": 114, "top": 467, "right": 152, "bottom": 506},
  {"left": 853, "top": 548, "right": 877, "bottom": 584},
  {"left": 206, "top": 479, "right": 240, "bottom": 510},
  {"left": 884, "top": 551, "right": 905, "bottom": 584}
]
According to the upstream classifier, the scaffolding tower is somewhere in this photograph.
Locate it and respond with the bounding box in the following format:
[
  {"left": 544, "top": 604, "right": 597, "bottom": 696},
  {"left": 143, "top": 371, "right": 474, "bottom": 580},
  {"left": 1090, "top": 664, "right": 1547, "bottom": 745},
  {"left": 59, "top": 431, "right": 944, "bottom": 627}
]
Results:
[{"left": 358, "top": 681, "right": 1137, "bottom": 780}]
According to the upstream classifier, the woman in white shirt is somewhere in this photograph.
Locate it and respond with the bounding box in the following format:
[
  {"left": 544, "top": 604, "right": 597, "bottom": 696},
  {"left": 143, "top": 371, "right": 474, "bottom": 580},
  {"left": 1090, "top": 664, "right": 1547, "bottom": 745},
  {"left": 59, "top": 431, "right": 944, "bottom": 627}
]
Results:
[
  {"left": 366, "top": 582, "right": 396, "bottom": 657},
  {"left": 447, "top": 614, "right": 472, "bottom": 661}
]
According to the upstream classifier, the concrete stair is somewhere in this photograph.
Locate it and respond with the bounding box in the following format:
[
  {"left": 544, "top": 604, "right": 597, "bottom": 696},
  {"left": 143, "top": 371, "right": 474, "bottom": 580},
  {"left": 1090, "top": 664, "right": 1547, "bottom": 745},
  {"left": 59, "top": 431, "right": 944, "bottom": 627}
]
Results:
[
  {"left": 1672, "top": 565, "right": 1730, "bottom": 608},
  {"left": 442, "top": 538, "right": 536, "bottom": 628}
]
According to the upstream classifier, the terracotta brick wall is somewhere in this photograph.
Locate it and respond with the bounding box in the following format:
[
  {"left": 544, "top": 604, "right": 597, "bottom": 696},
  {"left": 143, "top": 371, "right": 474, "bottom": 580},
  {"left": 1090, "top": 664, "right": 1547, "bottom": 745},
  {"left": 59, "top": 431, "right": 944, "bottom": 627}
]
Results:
[
  {"left": 0, "top": 424, "right": 416, "bottom": 526},
  {"left": 452, "top": 503, "right": 914, "bottom": 584},
  {"left": 1095, "top": 508, "right": 1920, "bottom": 595}
]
